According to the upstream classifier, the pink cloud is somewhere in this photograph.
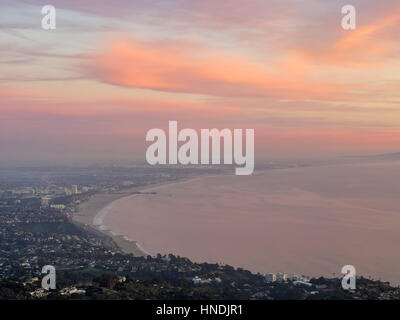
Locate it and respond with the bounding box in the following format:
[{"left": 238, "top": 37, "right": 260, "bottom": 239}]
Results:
[{"left": 87, "top": 37, "right": 347, "bottom": 100}]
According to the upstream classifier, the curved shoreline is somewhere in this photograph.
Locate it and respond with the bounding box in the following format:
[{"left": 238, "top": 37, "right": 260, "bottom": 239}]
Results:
[
  {"left": 74, "top": 174, "right": 221, "bottom": 257},
  {"left": 74, "top": 188, "right": 148, "bottom": 256}
]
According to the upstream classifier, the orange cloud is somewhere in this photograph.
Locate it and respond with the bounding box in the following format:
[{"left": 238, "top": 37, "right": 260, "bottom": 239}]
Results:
[
  {"left": 87, "top": 38, "right": 347, "bottom": 100},
  {"left": 293, "top": 12, "right": 400, "bottom": 68}
]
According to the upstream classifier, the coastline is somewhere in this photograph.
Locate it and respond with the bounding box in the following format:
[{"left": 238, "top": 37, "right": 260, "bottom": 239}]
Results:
[
  {"left": 73, "top": 187, "right": 148, "bottom": 256},
  {"left": 78, "top": 162, "right": 400, "bottom": 285},
  {"left": 73, "top": 173, "right": 220, "bottom": 257}
]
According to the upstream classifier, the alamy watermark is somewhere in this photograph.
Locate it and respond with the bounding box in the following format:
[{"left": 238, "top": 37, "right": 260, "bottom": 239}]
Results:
[
  {"left": 341, "top": 5, "right": 356, "bottom": 30},
  {"left": 40, "top": 4, "right": 356, "bottom": 31},
  {"left": 145, "top": 121, "right": 254, "bottom": 175},
  {"left": 41, "top": 265, "right": 56, "bottom": 290},
  {"left": 41, "top": 5, "right": 56, "bottom": 30},
  {"left": 341, "top": 265, "right": 356, "bottom": 290}
]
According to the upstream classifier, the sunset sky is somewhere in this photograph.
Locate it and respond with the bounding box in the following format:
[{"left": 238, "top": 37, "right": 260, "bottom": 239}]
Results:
[{"left": 1, "top": 0, "right": 400, "bottom": 165}]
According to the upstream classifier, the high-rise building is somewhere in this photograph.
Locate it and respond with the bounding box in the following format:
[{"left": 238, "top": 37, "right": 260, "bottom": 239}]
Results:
[
  {"left": 265, "top": 273, "right": 276, "bottom": 283},
  {"left": 276, "top": 272, "right": 288, "bottom": 282},
  {"left": 72, "top": 185, "right": 78, "bottom": 194}
]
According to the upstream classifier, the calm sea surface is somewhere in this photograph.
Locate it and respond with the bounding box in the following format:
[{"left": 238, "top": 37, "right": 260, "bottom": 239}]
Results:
[{"left": 103, "top": 162, "right": 400, "bottom": 284}]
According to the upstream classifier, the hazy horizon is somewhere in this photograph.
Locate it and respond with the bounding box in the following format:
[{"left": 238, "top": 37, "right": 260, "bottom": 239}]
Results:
[
  {"left": 2, "top": 1, "right": 400, "bottom": 304},
  {"left": 1, "top": 0, "right": 400, "bottom": 164}
]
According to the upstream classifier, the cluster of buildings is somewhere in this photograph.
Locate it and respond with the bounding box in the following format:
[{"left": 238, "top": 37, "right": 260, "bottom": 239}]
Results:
[
  {"left": 30, "top": 286, "right": 86, "bottom": 298},
  {"left": 40, "top": 185, "right": 85, "bottom": 207},
  {"left": 0, "top": 184, "right": 95, "bottom": 212},
  {"left": 265, "top": 272, "right": 310, "bottom": 283},
  {"left": 191, "top": 275, "right": 222, "bottom": 285},
  {"left": 0, "top": 184, "right": 87, "bottom": 200},
  {"left": 59, "top": 286, "right": 86, "bottom": 296},
  {"left": 0, "top": 201, "right": 128, "bottom": 280}
]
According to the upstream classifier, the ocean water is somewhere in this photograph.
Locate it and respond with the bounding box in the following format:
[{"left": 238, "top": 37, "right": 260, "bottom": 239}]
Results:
[{"left": 103, "top": 161, "right": 400, "bottom": 284}]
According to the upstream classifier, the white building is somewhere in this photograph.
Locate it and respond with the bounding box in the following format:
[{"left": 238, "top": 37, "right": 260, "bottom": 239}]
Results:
[
  {"left": 293, "top": 280, "right": 313, "bottom": 287},
  {"left": 41, "top": 196, "right": 52, "bottom": 207},
  {"left": 192, "top": 276, "right": 202, "bottom": 285},
  {"left": 192, "top": 276, "right": 213, "bottom": 285},
  {"left": 50, "top": 204, "right": 66, "bottom": 210},
  {"left": 60, "top": 287, "right": 86, "bottom": 296},
  {"left": 72, "top": 185, "right": 78, "bottom": 194}
]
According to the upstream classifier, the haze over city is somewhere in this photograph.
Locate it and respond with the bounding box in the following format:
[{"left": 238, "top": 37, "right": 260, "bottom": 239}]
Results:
[{"left": 1, "top": 0, "right": 400, "bottom": 305}]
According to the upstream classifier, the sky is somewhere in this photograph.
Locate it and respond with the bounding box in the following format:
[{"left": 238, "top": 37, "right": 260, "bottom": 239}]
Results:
[{"left": 0, "top": 0, "right": 400, "bottom": 165}]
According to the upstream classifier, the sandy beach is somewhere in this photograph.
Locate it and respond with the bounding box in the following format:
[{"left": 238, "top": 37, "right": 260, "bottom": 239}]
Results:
[
  {"left": 74, "top": 174, "right": 218, "bottom": 257},
  {"left": 74, "top": 187, "right": 147, "bottom": 256}
]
